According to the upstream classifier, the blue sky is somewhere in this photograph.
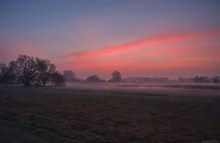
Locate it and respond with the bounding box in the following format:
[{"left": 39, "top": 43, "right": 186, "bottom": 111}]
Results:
[{"left": 1, "top": 0, "right": 220, "bottom": 78}]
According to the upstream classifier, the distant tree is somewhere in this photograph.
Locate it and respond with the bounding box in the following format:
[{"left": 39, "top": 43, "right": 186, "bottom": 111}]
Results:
[
  {"left": 193, "top": 76, "right": 211, "bottom": 83},
  {"left": 36, "top": 58, "right": 56, "bottom": 86},
  {"left": 178, "top": 77, "right": 184, "bottom": 82},
  {"left": 86, "top": 74, "right": 101, "bottom": 82},
  {"left": 100, "top": 79, "right": 106, "bottom": 82},
  {"left": 159, "top": 77, "right": 169, "bottom": 82},
  {"left": 111, "top": 71, "right": 122, "bottom": 82},
  {"left": 213, "top": 76, "right": 220, "bottom": 83},
  {"left": 50, "top": 72, "right": 65, "bottom": 86},
  {"left": 63, "top": 70, "right": 76, "bottom": 82},
  {"left": 178, "top": 77, "right": 193, "bottom": 83},
  {"left": 9, "top": 55, "right": 38, "bottom": 86}
]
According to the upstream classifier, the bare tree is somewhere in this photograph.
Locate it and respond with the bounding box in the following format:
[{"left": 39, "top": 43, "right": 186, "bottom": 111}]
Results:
[
  {"left": 9, "top": 55, "right": 38, "bottom": 86},
  {"left": 0, "top": 63, "right": 15, "bottom": 84},
  {"left": 36, "top": 58, "right": 56, "bottom": 86},
  {"left": 86, "top": 74, "right": 101, "bottom": 82},
  {"left": 111, "top": 71, "right": 122, "bottom": 82},
  {"left": 50, "top": 72, "right": 65, "bottom": 86},
  {"left": 0, "top": 63, "right": 7, "bottom": 83},
  {"left": 213, "top": 76, "right": 220, "bottom": 83},
  {"left": 193, "top": 76, "right": 211, "bottom": 83},
  {"left": 1, "top": 55, "right": 68, "bottom": 87}
]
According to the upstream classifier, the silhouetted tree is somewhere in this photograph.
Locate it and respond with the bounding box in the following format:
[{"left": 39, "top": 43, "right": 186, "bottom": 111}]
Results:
[
  {"left": 36, "top": 58, "right": 56, "bottom": 86},
  {"left": 0, "top": 63, "right": 15, "bottom": 84},
  {"left": 63, "top": 70, "right": 76, "bottom": 81},
  {"left": 9, "top": 55, "right": 38, "bottom": 86},
  {"left": 213, "top": 76, "right": 220, "bottom": 83},
  {"left": 193, "top": 76, "right": 211, "bottom": 83},
  {"left": 178, "top": 77, "right": 193, "bottom": 83},
  {"left": 50, "top": 72, "right": 65, "bottom": 86},
  {"left": 0, "top": 63, "right": 8, "bottom": 83},
  {"left": 111, "top": 71, "right": 122, "bottom": 82},
  {"left": 86, "top": 74, "right": 101, "bottom": 82},
  {"left": 0, "top": 55, "right": 68, "bottom": 87},
  {"left": 100, "top": 79, "right": 106, "bottom": 82}
]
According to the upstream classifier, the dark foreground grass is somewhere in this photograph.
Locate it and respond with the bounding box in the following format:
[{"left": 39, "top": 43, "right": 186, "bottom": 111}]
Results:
[{"left": 0, "top": 86, "right": 220, "bottom": 143}]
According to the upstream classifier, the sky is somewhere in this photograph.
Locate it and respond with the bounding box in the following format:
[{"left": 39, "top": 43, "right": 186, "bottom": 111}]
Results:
[{"left": 0, "top": 0, "right": 220, "bottom": 79}]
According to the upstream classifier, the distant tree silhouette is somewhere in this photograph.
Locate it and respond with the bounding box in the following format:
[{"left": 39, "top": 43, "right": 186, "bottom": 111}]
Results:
[
  {"left": 9, "top": 55, "right": 38, "bottom": 86},
  {"left": 63, "top": 70, "right": 76, "bottom": 82},
  {"left": 213, "top": 76, "right": 220, "bottom": 83},
  {"left": 178, "top": 77, "right": 186, "bottom": 82},
  {"left": 86, "top": 74, "right": 101, "bottom": 82},
  {"left": 193, "top": 76, "right": 211, "bottom": 83},
  {"left": 110, "top": 71, "right": 122, "bottom": 82},
  {"left": 50, "top": 72, "right": 65, "bottom": 86},
  {"left": 2, "top": 55, "right": 220, "bottom": 86},
  {"left": 178, "top": 77, "right": 194, "bottom": 83}
]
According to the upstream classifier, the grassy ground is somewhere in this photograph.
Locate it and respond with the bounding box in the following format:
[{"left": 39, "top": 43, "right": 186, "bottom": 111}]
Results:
[{"left": 0, "top": 85, "right": 220, "bottom": 143}]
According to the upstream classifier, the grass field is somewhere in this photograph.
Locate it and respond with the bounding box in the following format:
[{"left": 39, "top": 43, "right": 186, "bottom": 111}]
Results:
[{"left": 0, "top": 84, "right": 220, "bottom": 143}]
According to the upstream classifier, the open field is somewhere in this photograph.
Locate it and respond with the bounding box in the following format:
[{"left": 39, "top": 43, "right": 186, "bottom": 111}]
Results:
[{"left": 0, "top": 84, "right": 220, "bottom": 143}]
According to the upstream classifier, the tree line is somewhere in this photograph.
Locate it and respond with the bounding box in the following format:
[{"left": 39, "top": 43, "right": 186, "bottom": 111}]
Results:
[
  {"left": 63, "top": 70, "right": 122, "bottom": 82},
  {"left": 124, "top": 76, "right": 220, "bottom": 83},
  {"left": 0, "top": 55, "right": 122, "bottom": 87},
  {"left": 1, "top": 55, "right": 219, "bottom": 87}
]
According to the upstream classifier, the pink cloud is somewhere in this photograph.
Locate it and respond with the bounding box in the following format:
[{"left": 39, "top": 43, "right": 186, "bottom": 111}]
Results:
[
  {"left": 62, "top": 29, "right": 220, "bottom": 72},
  {"left": 66, "top": 29, "right": 220, "bottom": 59}
]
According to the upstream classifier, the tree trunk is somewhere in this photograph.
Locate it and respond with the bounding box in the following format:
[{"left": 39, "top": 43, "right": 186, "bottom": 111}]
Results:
[
  {"left": 24, "top": 80, "right": 30, "bottom": 87},
  {"left": 43, "top": 81, "right": 46, "bottom": 86}
]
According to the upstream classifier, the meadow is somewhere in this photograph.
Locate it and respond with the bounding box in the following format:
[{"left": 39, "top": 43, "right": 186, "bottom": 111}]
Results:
[{"left": 0, "top": 83, "right": 220, "bottom": 143}]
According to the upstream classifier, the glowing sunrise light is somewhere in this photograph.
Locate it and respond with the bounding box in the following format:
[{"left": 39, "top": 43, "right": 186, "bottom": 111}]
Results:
[{"left": 1, "top": 0, "right": 220, "bottom": 78}]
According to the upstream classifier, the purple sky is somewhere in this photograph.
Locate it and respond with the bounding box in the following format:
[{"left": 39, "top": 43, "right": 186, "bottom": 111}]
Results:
[{"left": 1, "top": 0, "right": 220, "bottom": 79}]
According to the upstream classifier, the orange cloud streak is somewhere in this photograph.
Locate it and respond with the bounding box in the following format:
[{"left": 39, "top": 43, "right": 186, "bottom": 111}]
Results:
[
  {"left": 62, "top": 29, "right": 220, "bottom": 73},
  {"left": 67, "top": 29, "right": 220, "bottom": 60}
]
